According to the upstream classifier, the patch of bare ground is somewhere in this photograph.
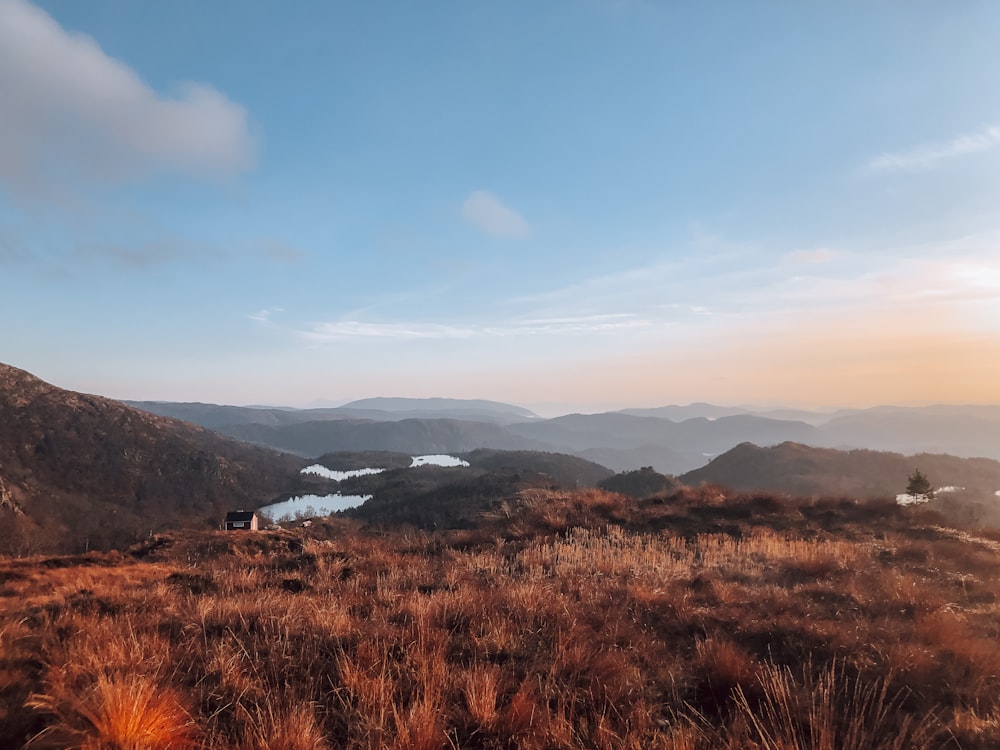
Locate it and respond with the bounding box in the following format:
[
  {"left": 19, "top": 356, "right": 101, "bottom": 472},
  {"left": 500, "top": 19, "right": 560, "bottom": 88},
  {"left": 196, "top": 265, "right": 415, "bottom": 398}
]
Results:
[{"left": 2, "top": 488, "right": 999, "bottom": 748}]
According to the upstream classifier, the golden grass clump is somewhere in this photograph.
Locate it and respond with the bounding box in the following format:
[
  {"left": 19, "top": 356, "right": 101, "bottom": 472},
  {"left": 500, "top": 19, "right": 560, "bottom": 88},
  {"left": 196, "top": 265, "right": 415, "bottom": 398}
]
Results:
[
  {"left": 733, "top": 660, "right": 939, "bottom": 750},
  {"left": 235, "top": 701, "right": 330, "bottom": 750},
  {"left": 28, "top": 673, "right": 198, "bottom": 750},
  {"left": 462, "top": 664, "right": 501, "bottom": 729}
]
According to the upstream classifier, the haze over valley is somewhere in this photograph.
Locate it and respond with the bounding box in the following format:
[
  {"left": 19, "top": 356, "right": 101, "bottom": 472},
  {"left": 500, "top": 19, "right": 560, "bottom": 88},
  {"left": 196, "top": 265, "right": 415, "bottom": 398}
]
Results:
[
  {"left": 128, "top": 394, "right": 1000, "bottom": 475},
  {"left": 4, "top": 361, "right": 1000, "bottom": 555}
]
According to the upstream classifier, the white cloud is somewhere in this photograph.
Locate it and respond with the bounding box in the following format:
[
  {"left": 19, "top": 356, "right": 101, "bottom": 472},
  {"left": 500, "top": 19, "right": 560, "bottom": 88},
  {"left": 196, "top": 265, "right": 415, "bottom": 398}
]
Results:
[
  {"left": 462, "top": 190, "right": 530, "bottom": 238},
  {"left": 298, "top": 313, "right": 648, "bottom": 342},
  {"left": 868, "top": 126, "right": 1000, "bottom": 173},
  {"left": 303, "top": 321, "right": 478, "bottom": 341},
  {"left": 0, "top": 0, "right": 255, "bottom": 199}
]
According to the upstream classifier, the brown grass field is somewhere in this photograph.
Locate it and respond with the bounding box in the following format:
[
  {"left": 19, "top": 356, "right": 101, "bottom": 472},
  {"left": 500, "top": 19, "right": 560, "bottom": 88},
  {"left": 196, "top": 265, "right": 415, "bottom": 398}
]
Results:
[{"left": 2, "top": 487, "right": 1000, "bottom": 748}]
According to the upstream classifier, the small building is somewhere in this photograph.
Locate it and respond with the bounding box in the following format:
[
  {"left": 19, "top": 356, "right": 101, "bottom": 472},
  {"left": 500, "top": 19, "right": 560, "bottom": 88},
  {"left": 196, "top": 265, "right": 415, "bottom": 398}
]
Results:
[{"left": 224, "top": 510, "right": 259, "bottom": 531}]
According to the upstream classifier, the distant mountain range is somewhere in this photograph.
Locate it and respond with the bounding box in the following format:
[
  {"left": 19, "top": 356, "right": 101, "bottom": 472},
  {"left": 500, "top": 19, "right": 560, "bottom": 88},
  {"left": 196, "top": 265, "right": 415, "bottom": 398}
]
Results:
[
  {"left": 340, "top": 397, "right": 539, "bottom": 423},
  {"left": 219, "top": 418, "right": 547, "bottom": 457},
  {"left": 620, "top": 402, "right": 1000, "bottom": 426},
  {"left": 126, "top": 396, "right": 540, "bottom": 428},
  {"left": 4, "top": 361, "right": 1000, "bottom": 551},
  {"left": 128, "top": 396, "right": 1000, "bottom": 475}
]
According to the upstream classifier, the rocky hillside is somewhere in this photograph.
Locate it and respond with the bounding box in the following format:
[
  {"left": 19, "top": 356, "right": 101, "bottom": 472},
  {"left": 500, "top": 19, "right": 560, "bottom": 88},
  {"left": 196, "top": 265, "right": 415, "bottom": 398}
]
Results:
[{"left": 0, "top": 363, "right": 305, "bottom": 553}]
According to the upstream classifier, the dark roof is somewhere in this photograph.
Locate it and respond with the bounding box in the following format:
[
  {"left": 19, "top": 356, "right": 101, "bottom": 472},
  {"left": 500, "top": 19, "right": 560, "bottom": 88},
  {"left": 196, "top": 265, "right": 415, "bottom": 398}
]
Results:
[{"left": 225, "top": 511, "right": 257, "bottom": 523}]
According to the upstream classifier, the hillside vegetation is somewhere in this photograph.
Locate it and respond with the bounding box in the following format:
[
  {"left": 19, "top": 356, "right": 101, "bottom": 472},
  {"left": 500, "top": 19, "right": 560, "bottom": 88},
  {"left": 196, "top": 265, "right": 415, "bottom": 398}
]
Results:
[
  {"left": 130, "top": 395, "right": 1000, "bottom": 474},
  {"left": 682, "top": 442, "right": 1000, "bottom": 527},
  {"left": 3, "top": 487, "right": 1000, "bottom": 748},
  {"left": 0, "top": 363, "right": 306, "bottom": 554},
  {"left": 299, "top": 449, "right": 612, "bottom": 529},
  {"left": 219, "top": 418, "right": 543, "bottom": 458}
]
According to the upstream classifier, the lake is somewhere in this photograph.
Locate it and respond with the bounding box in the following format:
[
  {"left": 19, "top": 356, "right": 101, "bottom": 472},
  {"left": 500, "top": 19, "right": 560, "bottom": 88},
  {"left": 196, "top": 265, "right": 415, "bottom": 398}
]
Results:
[
  {"left": 259, "top": 454, "right": 472, "bottom": 521},
  {"left": 409, "top": 454, "right": 470, "bottom": 468},
  {"left": 301, "top": 465, "right": 385, "bottom": 481},
  {"left": 258, "top": 493, "right": 373, "bottom": 521}
]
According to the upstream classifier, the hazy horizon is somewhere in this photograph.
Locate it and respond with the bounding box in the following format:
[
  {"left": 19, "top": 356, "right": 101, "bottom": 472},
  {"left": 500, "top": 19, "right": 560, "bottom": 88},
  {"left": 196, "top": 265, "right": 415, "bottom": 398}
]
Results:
[
  {"left": 114, "top": 383, "right": 1000, "bottom": 421},
  {"left": 2, "top": 1, "right": 998, "bottom": 409}
]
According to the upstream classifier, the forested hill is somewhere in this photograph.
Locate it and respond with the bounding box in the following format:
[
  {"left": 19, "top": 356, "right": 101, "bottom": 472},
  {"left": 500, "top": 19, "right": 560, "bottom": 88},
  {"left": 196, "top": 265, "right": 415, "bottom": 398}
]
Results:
[{"left": 0, "top": 363, "right": 305, "bottom": 553}]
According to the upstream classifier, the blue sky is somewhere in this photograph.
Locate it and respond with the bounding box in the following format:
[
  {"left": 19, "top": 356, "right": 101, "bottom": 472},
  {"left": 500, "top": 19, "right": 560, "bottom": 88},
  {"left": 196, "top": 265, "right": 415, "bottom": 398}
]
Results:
[{"left": 1, "top": 0, "right": 998, "bottom": 413}]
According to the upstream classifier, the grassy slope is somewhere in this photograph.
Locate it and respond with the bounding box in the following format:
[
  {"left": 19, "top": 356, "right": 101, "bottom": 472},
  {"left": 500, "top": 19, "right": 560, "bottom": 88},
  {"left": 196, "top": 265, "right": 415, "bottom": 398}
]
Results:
[{"left": 3, "top": 488, "right": 1000, "bottom": 748}]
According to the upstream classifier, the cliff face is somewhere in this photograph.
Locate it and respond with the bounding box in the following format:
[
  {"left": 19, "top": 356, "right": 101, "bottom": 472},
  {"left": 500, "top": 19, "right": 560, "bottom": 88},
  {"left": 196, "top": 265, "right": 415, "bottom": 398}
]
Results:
[{"left": 0, "top": 363, "right": 304, "bottom": 553}]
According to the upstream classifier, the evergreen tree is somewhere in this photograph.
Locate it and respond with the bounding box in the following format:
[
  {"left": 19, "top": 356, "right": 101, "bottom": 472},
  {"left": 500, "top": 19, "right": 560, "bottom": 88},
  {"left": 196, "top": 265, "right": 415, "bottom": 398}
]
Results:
[{"left": 906, "top": 468, "right": 934, "bottom": 500}]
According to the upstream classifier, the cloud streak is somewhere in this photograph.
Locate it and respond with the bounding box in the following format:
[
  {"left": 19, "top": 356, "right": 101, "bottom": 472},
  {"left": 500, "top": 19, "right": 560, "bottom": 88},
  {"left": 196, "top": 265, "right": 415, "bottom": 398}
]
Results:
[
  {"left": 462, "top": 190, "right": 530, "bottom": 238},
  {"left": 299, "top": 313, "right": 648, "bottom": 342},
  {"left": 249, "top": 307, "right": 284, "bottom": 324},
  {"left": 868, "top": 126, "right": 1000, "bottom": 173},
  {"left": 0, "top": 0, "right": 255, "bottom": 200}
]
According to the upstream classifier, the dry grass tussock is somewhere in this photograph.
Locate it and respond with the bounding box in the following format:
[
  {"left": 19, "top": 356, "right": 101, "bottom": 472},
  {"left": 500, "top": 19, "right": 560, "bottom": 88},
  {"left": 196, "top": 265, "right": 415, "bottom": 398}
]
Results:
[
  {"left": 2, "top": 488, "right": 999, "bottom": 747},
  {"left": 26, "top": 673, "right": 198, "bottom": 750}
]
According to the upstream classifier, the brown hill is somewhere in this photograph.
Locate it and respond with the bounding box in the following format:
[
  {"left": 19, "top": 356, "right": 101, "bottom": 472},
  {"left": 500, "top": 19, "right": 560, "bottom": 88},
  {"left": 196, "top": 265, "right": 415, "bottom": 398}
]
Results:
[
  {"left": 680, "top": 441, "right": 1000, "bottom": 526},
  {"left": 0, "top": 363, "right": 305, "bottom": 553}
]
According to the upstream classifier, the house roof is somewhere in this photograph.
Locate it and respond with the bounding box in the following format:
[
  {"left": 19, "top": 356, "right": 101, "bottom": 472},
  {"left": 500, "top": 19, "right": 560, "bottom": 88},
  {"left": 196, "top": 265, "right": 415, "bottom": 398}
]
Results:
[{"left": 225, "top": 510, "right": 257, "bottom": 523}]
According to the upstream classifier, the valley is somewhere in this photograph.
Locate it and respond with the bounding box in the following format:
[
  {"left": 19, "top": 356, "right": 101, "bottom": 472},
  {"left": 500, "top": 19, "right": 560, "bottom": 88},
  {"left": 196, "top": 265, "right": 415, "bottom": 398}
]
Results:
[
  {"left": 3, "top": 362, "right": 1000, "bottom": 747},
  {"left": 129, "top": 396, "right": 1000, "bottom": 475}
]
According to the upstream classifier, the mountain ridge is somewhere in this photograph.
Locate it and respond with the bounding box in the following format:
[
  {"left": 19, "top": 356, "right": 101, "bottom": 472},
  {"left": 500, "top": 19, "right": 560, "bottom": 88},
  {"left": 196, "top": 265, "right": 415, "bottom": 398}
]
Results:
[
  {"left": 0, "top": 363, "right": 306, "bottom": 553},
  {"left": 128, "top": 395, "right": 1000, "bottom": 474}
]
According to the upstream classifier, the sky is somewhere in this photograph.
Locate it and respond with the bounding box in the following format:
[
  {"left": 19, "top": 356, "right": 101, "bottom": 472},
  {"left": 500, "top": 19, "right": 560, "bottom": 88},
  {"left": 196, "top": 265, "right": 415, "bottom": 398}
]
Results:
[{"left": 1, "top": 0, "right": 999, "bottom": 415}]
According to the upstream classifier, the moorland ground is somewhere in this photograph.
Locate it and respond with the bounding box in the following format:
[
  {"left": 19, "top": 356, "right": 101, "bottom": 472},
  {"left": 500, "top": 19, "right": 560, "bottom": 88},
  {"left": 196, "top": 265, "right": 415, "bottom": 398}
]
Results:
[{"left": 2, "top": 487, "right": 1000, "bottom": 749}]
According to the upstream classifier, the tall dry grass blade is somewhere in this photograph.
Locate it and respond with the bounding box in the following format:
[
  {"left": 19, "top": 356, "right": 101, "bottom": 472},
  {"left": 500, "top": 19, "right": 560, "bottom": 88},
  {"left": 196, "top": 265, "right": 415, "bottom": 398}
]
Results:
[{"left": 733, "top": 659, "right": 939, "bottom": 750}]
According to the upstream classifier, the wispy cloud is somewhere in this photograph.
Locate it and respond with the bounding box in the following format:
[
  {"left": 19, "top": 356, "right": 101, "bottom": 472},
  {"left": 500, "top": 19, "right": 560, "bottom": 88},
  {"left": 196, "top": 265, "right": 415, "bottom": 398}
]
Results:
[
  {"left": 299, "top": 313, "right": 648, "bottom": 342},
  {"left": 868, "top": 126, "right": 1000, "bottom": 173},
  {"left": 507, "top": 261, "right": 679, "bottom": 314},
  {"left": 303, "top": 321, "right": 477, "bottom": 341},
  {"left": 510, "top": 227, "right": 1000, "bottom": 330},
  {"left": 0, "top": 0, "right": 254, "bottom": 201},
  {"left": 462, "top": 190, "right": 530, "bottom": 238},
  {"left": 249, "top": 307, "right": 284, "bottom": 324},
  {"left": 292, "top": 227, "right": 1000, "bottom": 358}
]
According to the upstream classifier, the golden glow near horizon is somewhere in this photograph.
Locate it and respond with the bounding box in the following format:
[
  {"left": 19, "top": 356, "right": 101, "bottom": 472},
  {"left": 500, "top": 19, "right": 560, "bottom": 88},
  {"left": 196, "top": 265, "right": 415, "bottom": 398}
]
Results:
[
  {"left": 71, "top": 256, "right": 1000, "bottom": 412},
  {"left": 4, "top": 3, "right": 999, "bottom": 413},
  {"left": 440, "top": 257, "right": 1000, "bottom": 411}
]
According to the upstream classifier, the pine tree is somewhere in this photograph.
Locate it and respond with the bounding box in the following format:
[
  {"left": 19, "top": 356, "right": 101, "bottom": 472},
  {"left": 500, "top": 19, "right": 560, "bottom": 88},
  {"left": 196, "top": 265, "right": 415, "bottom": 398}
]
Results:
[{"left": 906, "top": 468, "right": 934, "bottom": 500}]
